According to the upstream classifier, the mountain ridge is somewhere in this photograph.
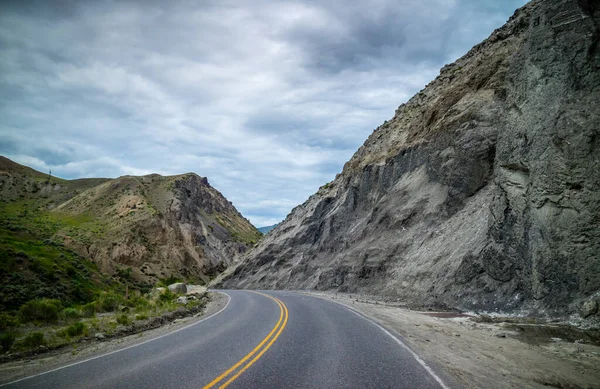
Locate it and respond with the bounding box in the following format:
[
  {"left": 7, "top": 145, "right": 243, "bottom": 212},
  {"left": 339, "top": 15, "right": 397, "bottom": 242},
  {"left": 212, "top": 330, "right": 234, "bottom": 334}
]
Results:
[
  {"left": 257, "top": 224, "right": 279, "bottom": 234},
  {"left": 0, "top": 156, "right": 260, "bottom": 285}
]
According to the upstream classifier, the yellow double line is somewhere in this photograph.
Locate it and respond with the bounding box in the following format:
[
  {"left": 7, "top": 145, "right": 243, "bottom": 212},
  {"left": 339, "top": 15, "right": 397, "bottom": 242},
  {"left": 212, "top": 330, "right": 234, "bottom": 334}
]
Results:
[{"left": 203, "top": 292, "right": 289, "bottom": 389}]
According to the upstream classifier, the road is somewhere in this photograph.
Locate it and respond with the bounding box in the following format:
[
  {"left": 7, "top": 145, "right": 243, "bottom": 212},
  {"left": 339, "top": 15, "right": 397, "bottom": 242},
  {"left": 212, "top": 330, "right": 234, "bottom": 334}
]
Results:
[{"left": 3, "top": 290, "right": 453, "bottom": 389}]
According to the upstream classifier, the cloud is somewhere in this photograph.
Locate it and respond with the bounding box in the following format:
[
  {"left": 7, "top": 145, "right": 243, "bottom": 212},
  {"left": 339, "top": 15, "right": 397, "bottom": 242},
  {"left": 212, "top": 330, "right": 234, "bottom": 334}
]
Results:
[{"left": 0, "top": 0, "right": 527, "bottom": 227}]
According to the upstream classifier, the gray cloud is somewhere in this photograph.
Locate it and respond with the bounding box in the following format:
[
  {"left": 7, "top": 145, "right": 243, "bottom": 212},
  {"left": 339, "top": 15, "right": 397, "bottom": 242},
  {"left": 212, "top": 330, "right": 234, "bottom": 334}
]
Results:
[{"left": 0, "top": 0, "right": 527, "bottom": 226}]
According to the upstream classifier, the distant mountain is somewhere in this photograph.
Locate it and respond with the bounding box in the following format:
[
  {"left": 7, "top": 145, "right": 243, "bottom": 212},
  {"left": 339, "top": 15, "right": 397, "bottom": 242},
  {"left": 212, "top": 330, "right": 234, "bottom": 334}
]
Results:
[
  {"left": 0, "top": 156, "right": 260, "bottom": 309},
  {"left": 257, "top": 224, "right": 279, "bottom": 234}
]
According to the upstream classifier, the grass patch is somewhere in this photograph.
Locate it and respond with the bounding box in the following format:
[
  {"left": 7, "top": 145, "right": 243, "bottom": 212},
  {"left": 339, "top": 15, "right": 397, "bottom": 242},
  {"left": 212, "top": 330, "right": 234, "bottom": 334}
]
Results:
[
  {"left": 81, "top": 302, "right": 97, "bottom": 318},
  {"left": 0, "top": 332, "right": 17, "bottom": 352},
  {"left": 65, "top": 322, "right": 87, "bottom": 337},
  {"left": 0, "top": 202, "right": 110, "bottom": 311},
  {"left": 18, "top": 299, "right": 62, "bottom": 323},
  {"left": 157, "top": 276, "right": 182, "bottom": 287},
  {"left": 116, "top": 314, "right": 131, "bottom": 326},
  {"left": 97, "top": 292, "right": 124, "bottom": 312},
  {"left": 61, "top": 307, "right": 81, "bottom": 321},
  {"left": 21, "top": 332, "right": 46, "bottom": 348},
  {"left": 158, "top": 289, "right": 177, "bottom": 303},
  {"left": 134, "top": 313, "right": 148, "bottom": 321},
  {"left": 0, "top": 313, "right": 19, "bottom": 330}
]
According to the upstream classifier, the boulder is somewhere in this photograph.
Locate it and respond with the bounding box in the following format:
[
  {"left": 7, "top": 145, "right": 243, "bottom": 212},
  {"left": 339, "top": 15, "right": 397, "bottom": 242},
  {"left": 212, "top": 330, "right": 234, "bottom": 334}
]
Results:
[
  {"left": 168, "top": 283, "right": 187, "bottom": 295},
  {"left": 94, "top": 333, "right": 105, "bottom": 340},
  {"left": 176, "top": 296, "right": 188, "bottom": 305},
  {"left": 153, "top": 287, "right": 166, "bottom": 295},
  {"left": 581, "top": 300, "right": 598, "bottom": 319}
]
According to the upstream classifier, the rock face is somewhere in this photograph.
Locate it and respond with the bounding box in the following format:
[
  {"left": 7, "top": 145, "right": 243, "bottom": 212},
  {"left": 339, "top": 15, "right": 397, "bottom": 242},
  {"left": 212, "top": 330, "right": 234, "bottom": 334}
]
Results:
[
  {"left": 0, "top": 157, "right": 261, "bottom": 284},
  {"left": 220, "top": 0, "right": 600, "bottom": 318}
]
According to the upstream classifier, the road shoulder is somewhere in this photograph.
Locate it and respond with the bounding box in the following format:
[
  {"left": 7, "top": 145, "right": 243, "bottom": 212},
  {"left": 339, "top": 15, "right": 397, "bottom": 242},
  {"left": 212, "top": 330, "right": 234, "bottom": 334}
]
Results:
[
  {"left": 0, "top": 291, "right": 229, "bottom": 386},
  {"left": 300, "top": 291, "right": 600, "bottom": 389}
]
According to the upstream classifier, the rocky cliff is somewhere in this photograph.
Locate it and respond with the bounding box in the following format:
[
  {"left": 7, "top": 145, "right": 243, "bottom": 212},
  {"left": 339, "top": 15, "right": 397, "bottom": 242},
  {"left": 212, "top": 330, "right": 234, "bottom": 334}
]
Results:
[
  {"left": 0, "top": 156, "right": 260, "bottom": 284},
  {"left": 219, "top": 0, "right": 600, "bottom": 320}
]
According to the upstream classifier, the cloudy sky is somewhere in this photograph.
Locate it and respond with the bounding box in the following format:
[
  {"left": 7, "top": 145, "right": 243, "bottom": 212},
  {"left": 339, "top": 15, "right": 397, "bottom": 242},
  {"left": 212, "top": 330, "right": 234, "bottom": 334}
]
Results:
[{"left": 0, "top": 0, "right": 527, "bottom": 227}]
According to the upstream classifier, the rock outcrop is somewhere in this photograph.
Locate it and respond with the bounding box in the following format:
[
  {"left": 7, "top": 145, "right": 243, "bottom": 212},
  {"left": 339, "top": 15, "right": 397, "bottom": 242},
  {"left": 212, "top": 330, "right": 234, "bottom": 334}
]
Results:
[{"left": 220, "top": 0, "right": 600, "bottom": 319}]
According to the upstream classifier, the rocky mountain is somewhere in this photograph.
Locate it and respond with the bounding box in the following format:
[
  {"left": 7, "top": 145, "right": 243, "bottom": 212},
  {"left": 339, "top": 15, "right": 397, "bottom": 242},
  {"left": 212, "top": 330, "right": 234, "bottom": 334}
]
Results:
[
  {"left": 257, "top": 224, "right": 279, "bottom": 235},
  {"left": 219, "top": 0, "right": 600, "bottom": 320},
  {"left": 0, "top": 156, "right": 260, "bottom": 286}
]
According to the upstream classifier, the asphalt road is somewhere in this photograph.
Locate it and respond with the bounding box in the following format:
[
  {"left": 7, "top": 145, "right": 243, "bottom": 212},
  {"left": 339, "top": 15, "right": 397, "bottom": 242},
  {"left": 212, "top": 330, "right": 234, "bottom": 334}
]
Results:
[{"left": 4, "top": 290, "right": 453, "bottom": 389}]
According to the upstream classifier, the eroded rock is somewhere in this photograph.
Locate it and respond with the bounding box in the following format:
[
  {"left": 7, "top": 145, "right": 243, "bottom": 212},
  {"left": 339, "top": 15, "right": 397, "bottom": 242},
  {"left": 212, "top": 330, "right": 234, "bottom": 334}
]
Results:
[{"left": 219, "top": 0, "right": 600, "bottom": 319}]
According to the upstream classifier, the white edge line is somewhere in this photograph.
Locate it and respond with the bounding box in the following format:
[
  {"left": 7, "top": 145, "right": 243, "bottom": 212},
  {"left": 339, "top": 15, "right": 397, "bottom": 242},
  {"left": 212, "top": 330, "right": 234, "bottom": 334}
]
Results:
[
  {"left": 343, "top": 306, "right": 451, "bottom": 389},
  {"left": 294, "top": 292, "right": 451, "bottom": 389},
  {"left": 0, "top": 291, "right": 232, "bottom": 388}
]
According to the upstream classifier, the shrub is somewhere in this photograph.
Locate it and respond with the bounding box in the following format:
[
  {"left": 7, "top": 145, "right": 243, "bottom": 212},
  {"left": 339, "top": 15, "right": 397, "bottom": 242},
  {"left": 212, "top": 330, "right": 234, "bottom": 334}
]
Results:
[
  {"left": 81, "top": 302, "right": 97, "bottom": 318},
  {"left": 22, "top": 332, "right": 46, "bottom": 348},
  {"left": 97, "top": 292, "right": 123, "bottom": 312},
  {"left": 0, "top": 332, "right": 17, "bottom": 352},
  {"left": 116, "top": 314, "right": 130, "bottom": 326},
  {"left": 18, "top": 299, "right": 62, "bottom": 323},
  {"left": 128, "top": 295, "right": 150, "bottom": 310},
  {"left": 0, "top": 313, "right": 19, "bottom": 331},
  {"left": 158, "top": 290, "right": 176, "bottom": 303},
  {"left": 158, "top": 276, "right": 181, "bottom": 287},
  {"left": 65, "top": 322, "right": 87, "bottom": 337},
  {"left": 134, "top": 313, "right": 148, "bottom": 321},
  {"left": 61, "top": 308, "right": 81, "bottom": 321}
]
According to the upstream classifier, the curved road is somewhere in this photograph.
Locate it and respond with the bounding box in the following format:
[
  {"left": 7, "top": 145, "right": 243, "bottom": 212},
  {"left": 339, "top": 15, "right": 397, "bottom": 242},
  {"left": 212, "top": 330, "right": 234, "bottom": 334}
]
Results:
[{"left": 3, "top": 290, "right": 454, "bottom": 389}]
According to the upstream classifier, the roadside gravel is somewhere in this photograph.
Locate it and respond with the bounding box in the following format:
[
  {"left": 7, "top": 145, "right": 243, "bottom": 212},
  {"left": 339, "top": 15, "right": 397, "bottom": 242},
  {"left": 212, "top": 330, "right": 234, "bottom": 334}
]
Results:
[{"left": 303, "top": 291, "right": 600, "bottom": 389}]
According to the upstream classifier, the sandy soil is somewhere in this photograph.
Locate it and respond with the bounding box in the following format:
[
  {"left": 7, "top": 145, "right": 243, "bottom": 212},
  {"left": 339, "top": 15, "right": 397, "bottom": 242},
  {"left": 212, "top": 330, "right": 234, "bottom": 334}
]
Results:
[
  {"left": 0, "top": 291, "right": 228, "bottom": 386},
  {"left": 303, "top": 291, "right": 600, "bottom": 389}
]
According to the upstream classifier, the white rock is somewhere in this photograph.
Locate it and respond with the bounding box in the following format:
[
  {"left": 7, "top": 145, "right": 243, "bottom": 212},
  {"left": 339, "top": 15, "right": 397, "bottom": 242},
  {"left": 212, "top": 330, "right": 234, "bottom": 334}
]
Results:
[
  {"left": 153, "top": 287, "right": 167, "bottom": 295},
  {"left": 168, "top": 283, "right": 187, "bottom": 295},
  {"left": 581, "top": 300, "right": 598, "bottom": 318}
]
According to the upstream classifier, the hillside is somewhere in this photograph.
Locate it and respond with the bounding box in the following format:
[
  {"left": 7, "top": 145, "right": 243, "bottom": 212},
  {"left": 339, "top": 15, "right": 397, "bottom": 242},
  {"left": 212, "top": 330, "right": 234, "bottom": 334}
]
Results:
[
  {"left": 0, "top": 157, "right": 260, "bottom": 311},
  {"left": 219, "top": 0, "right": 600, "bottom": 321}
]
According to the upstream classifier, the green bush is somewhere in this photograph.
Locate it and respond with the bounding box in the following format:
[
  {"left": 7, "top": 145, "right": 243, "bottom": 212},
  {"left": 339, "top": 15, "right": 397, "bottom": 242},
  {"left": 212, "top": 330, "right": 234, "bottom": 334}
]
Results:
[
  {"left": 128, "top": 295, "right": 150, "bottom": 310},
  {"left": 134, "top": 313, "right": 148, "bottom": 321},
  {"left": 0, "top": 313, "right": 19, "bottom": 331},
  {"left": 22, "top": 332, "right": 46, "bottom": 348},
  {"left": 98, "top": 292, "right": 123, "bottom": 312},
  {"left": 0, "top": 332, "right": 17, "bottom": 352},
  {"left": 18, "top": 299, "right": 62, "bottom": 323},
  {"left": 157, "top": 276, "right": 181, "bottom": 287},
  {"left": 158, "top": 290, "right": 176, "bottom": 303},
  {"left": 81, "top": 302, "right": 97, "bottom": 318},
  {"left": 61, "top": 308, "right": 81, "bottom": 321},
  {"left": 65, "top": 322, "right": 87, "bottom": 337},
  {"left": 116, "top": 314, "right": 130, "bottom": 326}
]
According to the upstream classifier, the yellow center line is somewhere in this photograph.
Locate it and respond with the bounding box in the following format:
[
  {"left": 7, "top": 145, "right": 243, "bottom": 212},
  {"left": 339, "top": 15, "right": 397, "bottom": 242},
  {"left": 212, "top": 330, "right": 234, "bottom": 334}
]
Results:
[
  {"left": 202, "top": 292, "right": 288, "bottom": 389},
  {"left": 219, "top": 296, "right": 289, "bottom": 388}
]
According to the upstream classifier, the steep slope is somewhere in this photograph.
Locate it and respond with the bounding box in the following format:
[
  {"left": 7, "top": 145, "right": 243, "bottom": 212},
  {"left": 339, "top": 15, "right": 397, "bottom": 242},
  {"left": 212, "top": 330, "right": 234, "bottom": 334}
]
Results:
[
  {"left": 0, "top": 158, "right": 260, "bottom": 287},
  {"left": 220, "top": 0, "right": 600, "bottom": 319}
]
